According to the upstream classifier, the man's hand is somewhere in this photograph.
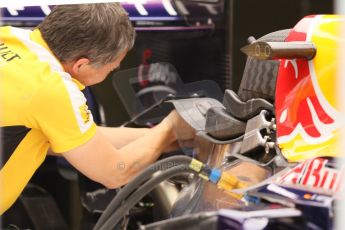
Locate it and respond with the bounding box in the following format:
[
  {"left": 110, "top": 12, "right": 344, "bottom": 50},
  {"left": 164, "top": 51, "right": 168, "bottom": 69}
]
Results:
[
  {"left": 162, "top": 110, "right": 196, "bottom": 141},
  {"left": 160, "top": 110, "right": 196, "bottom": 152}
]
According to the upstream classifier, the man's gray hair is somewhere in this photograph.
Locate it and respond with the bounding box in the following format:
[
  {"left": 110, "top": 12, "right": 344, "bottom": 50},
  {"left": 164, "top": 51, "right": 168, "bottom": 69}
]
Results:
[{"left": 38, "top": 3, "right": 135, "bottom": 66}]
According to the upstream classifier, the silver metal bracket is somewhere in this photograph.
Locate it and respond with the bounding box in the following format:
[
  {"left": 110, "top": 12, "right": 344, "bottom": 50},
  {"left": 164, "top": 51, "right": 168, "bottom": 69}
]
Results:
[
  {"left": 240, "top": 110, "right": 276, "bottom": 155},
  {"left": 226, "top": 110, "right": 287, "bottom": 168}
]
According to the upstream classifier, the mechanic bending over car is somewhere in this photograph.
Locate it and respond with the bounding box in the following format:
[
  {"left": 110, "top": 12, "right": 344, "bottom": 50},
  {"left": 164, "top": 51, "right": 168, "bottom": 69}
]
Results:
[{"left": 0, "top": 3, "right": 195, "bottom": 215}]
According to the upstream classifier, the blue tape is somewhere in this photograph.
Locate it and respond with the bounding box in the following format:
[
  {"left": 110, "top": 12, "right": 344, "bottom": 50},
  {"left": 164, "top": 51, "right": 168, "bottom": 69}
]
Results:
[{"left": 209, "top": 169, "right": 221, "bottom": 184}]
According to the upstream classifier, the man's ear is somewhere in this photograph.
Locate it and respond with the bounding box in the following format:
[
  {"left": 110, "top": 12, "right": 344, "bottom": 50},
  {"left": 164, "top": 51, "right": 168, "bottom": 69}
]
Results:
[{"left": 71, "top": 58, "right": 90, "bottom": 74}]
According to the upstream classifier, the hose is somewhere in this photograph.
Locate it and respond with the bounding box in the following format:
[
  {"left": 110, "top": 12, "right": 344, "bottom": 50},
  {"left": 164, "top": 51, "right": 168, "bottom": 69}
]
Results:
[
  {"left": 97, "top": 165, "right": 195, "bottom": 230},
  {"left": 94, "top": 155, "right": 193, "bottom": 229}
]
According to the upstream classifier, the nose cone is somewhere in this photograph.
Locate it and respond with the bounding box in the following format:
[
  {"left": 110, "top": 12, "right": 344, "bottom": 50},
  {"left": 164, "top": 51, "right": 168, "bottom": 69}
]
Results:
[{"left": 275, "top": 15, "right": 345, "bottom": 162}]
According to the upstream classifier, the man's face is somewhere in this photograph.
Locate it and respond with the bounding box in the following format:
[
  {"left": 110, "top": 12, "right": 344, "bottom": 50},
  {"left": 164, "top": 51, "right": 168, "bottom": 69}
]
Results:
[{"left": 71, "top": 50, "right": 127, "bottom": 86}]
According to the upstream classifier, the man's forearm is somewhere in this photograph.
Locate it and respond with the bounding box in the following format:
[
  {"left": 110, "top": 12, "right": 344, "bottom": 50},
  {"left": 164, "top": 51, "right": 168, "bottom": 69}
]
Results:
[
  {"left": 113, "top": 122, "right": 175, "bottom": 186},
  {"left": 63, "top": 111, "right": 192, "bottom": 189},
  {"left": 63, "top": 123, "right": 176, "bottom": 189},
  {"left": 98, "top": 126, "right": 149, "bottom": 148}
]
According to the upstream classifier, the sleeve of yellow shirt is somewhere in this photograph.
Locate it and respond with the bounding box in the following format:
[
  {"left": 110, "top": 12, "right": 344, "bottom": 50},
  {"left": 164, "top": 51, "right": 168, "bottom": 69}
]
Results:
[{"left": 29, "top": 71, "right": 97, "bottom": 153}]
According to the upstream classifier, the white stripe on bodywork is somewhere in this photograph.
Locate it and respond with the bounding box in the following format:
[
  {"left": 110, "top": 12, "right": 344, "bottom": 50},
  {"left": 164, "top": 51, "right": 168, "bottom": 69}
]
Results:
[{"left": 10, "top": 27, "right": 93, "bottom": 133}]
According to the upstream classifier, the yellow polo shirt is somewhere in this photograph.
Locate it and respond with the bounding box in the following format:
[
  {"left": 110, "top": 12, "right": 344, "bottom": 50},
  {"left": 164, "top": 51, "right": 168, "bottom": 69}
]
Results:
[{"left": 0, "top": 26, "right": 97, "bottom": 214}]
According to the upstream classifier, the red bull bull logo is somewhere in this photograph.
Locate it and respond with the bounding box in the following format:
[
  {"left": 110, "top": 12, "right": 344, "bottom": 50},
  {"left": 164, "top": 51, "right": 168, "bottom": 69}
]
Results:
[{"left": 275, "top": 15, "right": 345, "bottom": 162}]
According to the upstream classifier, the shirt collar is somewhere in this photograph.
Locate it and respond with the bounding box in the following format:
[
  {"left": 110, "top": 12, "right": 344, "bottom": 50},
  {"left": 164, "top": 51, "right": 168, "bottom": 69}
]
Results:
[{"left": 30, "top": 29, "right": 86, "bottom": 90}]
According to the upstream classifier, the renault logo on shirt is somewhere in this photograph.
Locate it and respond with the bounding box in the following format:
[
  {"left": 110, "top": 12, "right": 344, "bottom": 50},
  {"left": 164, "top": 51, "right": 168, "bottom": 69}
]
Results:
[
  {"left": 0, "top": 43, "right": 21, "bottom": 65},
  {"left": 79, "top": 104, "right": 91, "bottom": 124}
]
